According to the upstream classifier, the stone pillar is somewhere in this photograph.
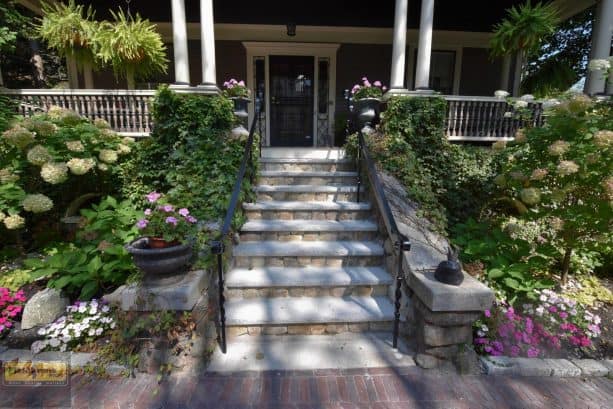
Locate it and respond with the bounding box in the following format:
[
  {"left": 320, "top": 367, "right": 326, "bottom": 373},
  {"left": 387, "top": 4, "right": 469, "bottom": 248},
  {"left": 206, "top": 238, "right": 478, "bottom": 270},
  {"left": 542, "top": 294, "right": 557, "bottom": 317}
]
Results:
[
  {"left": 171, "top": 0, "right": 190, "bottom": 86},
  {"left": 586, "top": 0, "right": 613, "bottom": 95},
  {"left": 414, "top": 0, "right": 435, "bottom": 90},
  {"left": 198, "top": 0, "right": 219, "bottom": 93},
  {"left": 499, "top": 55, "right": 511, "bottom": 92},
  {"left": 387, "top": 0, "right": 409, "bottom": 96}
]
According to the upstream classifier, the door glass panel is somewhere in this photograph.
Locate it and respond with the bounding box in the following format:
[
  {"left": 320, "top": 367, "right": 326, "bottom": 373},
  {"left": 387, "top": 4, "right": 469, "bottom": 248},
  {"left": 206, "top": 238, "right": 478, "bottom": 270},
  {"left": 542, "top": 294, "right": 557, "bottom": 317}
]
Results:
[
  {"left": 254, "top": 57, "right": 266, "bottom": 137},
  {"left": 269, "top": 55, "right": 314, "bottom": 147}
]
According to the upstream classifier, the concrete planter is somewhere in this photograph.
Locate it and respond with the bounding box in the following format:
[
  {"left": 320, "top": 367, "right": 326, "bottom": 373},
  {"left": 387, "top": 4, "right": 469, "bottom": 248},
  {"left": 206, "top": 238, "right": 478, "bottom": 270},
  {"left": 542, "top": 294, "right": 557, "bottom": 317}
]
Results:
[{"left": 125, "top": 237, "right": 192, "bottom": 281}]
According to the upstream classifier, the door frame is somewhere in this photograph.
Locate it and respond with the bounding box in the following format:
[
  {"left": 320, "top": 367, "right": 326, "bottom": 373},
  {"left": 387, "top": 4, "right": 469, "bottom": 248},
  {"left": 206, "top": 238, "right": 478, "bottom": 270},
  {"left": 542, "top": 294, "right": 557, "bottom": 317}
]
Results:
[{"left": 243, "top": 42, "right": 340, "bottom": 147}]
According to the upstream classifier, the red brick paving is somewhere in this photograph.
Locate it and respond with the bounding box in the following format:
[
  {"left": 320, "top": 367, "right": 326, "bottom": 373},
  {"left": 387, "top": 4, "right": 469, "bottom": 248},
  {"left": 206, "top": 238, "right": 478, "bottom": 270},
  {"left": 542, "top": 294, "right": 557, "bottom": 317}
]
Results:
[{"left": 1, "top": 366, "right": 612, "bottom": 408}]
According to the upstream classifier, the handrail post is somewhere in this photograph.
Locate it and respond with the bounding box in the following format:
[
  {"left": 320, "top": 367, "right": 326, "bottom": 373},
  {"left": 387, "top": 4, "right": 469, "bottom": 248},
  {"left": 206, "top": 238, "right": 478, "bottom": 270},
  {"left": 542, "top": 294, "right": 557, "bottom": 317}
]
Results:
[
  {"left": 356, "top": 131, "right": 362, "bottom": 203},
  {"left": 211, "top": 240, "right": 227, "bottom": 354},
  {"left": 393, "top": 239, "right": 411, "bottom": 349}
]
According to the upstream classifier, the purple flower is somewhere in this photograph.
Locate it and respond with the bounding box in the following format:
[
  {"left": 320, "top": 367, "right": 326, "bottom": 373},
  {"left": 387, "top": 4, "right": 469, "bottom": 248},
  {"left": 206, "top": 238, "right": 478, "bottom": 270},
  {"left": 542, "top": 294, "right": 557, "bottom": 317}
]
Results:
[
  {"left": 526, "top": 347, "right": 539, "bottom": 358},
  {"left": 186, "top": 215, "right": 198, "bottom": 224},
  {"left": 136, "top": 219, "right": 149, "bottom": 229},
  {"left": 165, "top": 216, "right": 178, "bottom": 226},
  {"left": 548, "top": 306, "right": 557, "bottom": 313},
  {"left": 484, "top": 309, "right": 491, "bottom": 318},
  {"left": 144, "top": 208, "right": 152, "bottom": 216},
  {"left": 162, "top": 204, "right": 174, "bottom": 212},
  {"left": 558, "top": 311, "right": 568, "bottom": 319},
  {"left": 146, "top": 192, "right": 161, "bottom": 203},
  {"left": 492, "top": 341, "right": 504, "bottom": 352},
  {"left": 510, "top": 345, "right": 520, "bottom": 357},
  {"left": 178, "top": 208, "right": 190, "bottom": 217}
]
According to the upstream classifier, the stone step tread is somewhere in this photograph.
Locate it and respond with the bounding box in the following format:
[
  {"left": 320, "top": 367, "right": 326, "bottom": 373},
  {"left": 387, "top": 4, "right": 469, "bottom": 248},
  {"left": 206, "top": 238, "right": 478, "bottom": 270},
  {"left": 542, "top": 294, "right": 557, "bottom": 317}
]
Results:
[
  {"left": 261, "top": 148, "right": 345, "bottom": 159},
  {"left": 260, "top": 171, "right": 358, "bottom": 177},
  {"left": 255, "top": 185, "right": 359, "bottom": 193},
  {"left": 261, "top": 158, "right": 353, "bottom": 164},
  {"left": 244, "top": 201, "right": 371, "bottom": 211},
  {"left": 225, "top": 296, "right": 394, "bottom": 325},
  {"left": 233, "top": 241, "right": 384, "bottom": 257},
  {"left": 241, "top": 219, "right": 378, "bottom": 232},
  {"left": 226, "top": 266, "right": 393, "bottom": 288}
]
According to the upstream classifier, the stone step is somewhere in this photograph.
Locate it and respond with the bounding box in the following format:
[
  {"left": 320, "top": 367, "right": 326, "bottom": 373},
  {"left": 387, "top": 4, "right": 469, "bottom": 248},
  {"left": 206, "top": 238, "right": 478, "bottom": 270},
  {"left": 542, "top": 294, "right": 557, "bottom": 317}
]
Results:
[
  {"left": 233, "top": 240, "right": 384, "bottom": 268},
  {"left": 239, "top": 219, "right": 378, "bottom": 241},
  {"left": 225, "top": 295, "right": 394, "bottom": 329},
  {"left": 261, "top": 158, "right": 354, "bottom": 172},
  {"left": 244, "top": 200, "right": 371, "bottom": 220},
  {"left": 207, "top": 333, "right": 415, "bottom": 372},
  {"left": 255, "top": 184, "right": 361, "bottom": 201},
  {"left": 225, "top": 266, "right": 392, "bottom": 299},
  {"left": 259, "top": 171, "right": 358, "bottom": 186},
  {"left": 261, "top": 147, "right": 345, "bottom": 159}
]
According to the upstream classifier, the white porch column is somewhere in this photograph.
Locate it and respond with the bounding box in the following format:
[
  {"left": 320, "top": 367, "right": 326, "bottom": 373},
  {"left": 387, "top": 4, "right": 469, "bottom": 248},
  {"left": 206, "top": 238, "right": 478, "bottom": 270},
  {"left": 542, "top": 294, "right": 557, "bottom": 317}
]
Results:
[
  {"left": 586, "top": 0, "right": 613, "bottom": 95},
  {"left": 171, "top": 0, "right": 190, "bottom": 86},
  {"left": 199, "top": 0, "right": 219, "bottom": 92},
  {"left": 388, "top": 0, "right": 409, "bottom": 95},
  {"left": 414, "top": 0, "right": 434, "bottom": 90},
  {"left": 499, "top": 55, "right": 511, "bottom": 92}
]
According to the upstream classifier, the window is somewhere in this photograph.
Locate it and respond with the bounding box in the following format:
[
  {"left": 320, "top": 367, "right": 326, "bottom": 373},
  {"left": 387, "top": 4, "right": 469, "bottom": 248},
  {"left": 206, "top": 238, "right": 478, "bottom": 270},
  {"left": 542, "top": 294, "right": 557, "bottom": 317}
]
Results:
[{"left": 413, "top": 50, "right": 456, "bottom": 94}]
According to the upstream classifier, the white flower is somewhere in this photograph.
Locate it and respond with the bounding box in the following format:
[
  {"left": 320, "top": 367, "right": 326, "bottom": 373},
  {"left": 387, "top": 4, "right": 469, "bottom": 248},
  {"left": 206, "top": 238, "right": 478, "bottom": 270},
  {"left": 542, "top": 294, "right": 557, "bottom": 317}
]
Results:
[
  {"left": 89, "top": 304, "right": 98, "bottom": 315},
  {"left": 61, "top": 336, "right": 71, "bottom": 343},
  {"left": 539, "top": 294, "right": 547, "bottom": 302},
  {"left": 31, "top": 340, "right": 47, "bottom": 354},
  {"left": 27, "top": 145, "right": 52, "bottom": 166},
  {"left": 37, "top": 328, "right": 47, "bottom": 336},
  {"left": 95, "top": 328, "right": 103, "bottom": 336},
  {"left": 536, "top": 306, "right": 545, "bottom": 316},
  {"left": 594, "top": 316, "right": 601, "bottom": 325},
  {"left": 88, "top": 329, "right": 96, "bottom": 336},
  {"left": 60, "top": 344, "right": 67, "bottom": 352},
  {"left": 556, "top": 160, "right": 579, "bottom": 176},
  {"left": 477, "top": 330, "right": 485, "bottom": 337},
  {"left": 560, "top": 304, "right": 566, "bottom": 311},
  {"left": 481, "top": 325, "right": 489, "bottom": 332},
  {"left": 49, "top": 338, "right": 61, "bottom": 348},
  {"left": 504, "top": 111, "right": 513, "bottom": 118},
  {"left": 65, "top": 140, "right": 85, "bottom": 152},
  {"left": 78, "top": 305, "right": 87, "bottom": 313},
  {"left": 542, "top": 98, "right": 561, "bottom": 109},
  {"left": 110, "top": 322, "right": 116, "bottom": 329},
  {"left": 515, "top": 100, "right": 529, "bottom": 108},
  {"left": 3, "top": 214, "right": 25, "bottom": 230},
  {"left": 40, "top": 162, "right": 68, "bottom": 184},
  {"left": 99, "top": 149, "right": 118, "bottom": 164},
  {"left": 495, "top": 90, "right": 509, "bottom": 98},
  {"left": 67, "top": 158, "right": 96, "bottom": 175},
  {"left": 588, "top": 59, "right": 611, "bottom": 71},
  {"left": 101, "top": 305, "right": 110, "bottom": 313},
  {"left": 520, "top": 94, "right": 535, "bottom": 102},
  {"left": 22, "top": 194, "right": 54, "bottom": 213}
]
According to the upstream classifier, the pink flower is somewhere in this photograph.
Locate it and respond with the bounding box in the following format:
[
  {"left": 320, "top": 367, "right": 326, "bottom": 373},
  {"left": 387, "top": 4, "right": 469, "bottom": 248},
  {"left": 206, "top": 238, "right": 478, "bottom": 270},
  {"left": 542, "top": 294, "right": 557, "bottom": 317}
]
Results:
[
  {"left": 382, "top": 86, "right": 387, "bottom": 91},
  {"left": 526, "top": 347, "right": 539, "bottom": 358},
  {"left": 373, "top": 80, "right": 382, "bottom": 87},
  {"left": 361, "top": 76, "right": 368, "bottom": 81},
  {"left": 474, "top": 337, "right": 489, "bottom": 345},
  {"left": 144, "top": 208, "right": 152, "bottom": 216},
  {"left": 558, "top": 311, "right": 568, "bottom": 319},
  {"left": 162, "top": 204, "right": 174, "bottom": 212},
  {"left": 178, "top": 208, "right": 190, "bottom": 217},
  {"left": 484, "top": 309, "right": 491, "bottom": 318},
  {"left": 492, "top": 341, "right": 503, "bottom": 352},
  {"left": 136, "top": 219, "right": 149, "bottom": 229},
  {"left": 510, "top": 345, "right": 521, "bottom": 357},
  {"left": 238, "top": 80, "right": 245, "bottom": 86},
  {"left": 165, "top": 217, "right": 178, "bottom": 226},
  {"left": 363, "top": 80, "right": 371, "bottom": 87},
  {"left": 146, "top": 192, "right": 162, "bottom": 203},
  {"left": 548, "top": 306, "right": 557, "bottom": 313},
  {"left": 186, "top": 215, "right": 198, "bottom": 224},
  {"left": 579, "top": 337, "right": 591, "bottom": 347}
]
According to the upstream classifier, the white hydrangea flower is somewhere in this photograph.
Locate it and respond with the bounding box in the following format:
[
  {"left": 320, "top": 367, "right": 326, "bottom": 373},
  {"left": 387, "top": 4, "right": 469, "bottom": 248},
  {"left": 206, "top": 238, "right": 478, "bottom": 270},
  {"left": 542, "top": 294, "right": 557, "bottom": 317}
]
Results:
[
  {"left": 2, "top": 125, "right": 35, "bottom": 149},
  {"left": 588, "top": 59, "right": 611, "bottom": 71},
  {"left": 547, "top": 140, "right": 570, "bottom": 156},
  {"left": 98, "top": 163, "right": 109, "bottom": 172},
  {"left": 116, "top": 144, "right": 131, "bottom": 155},
  {"left": 27, "top": 145, "right": 52, "bottom": 166},
  {"left": 65, "top": 140, "right": 85, "bottom": 152},
  {"left": 515, "top": 100, "right": 529, "bottom": 108},
  {"left": 494, "top": 90, "right": 509, "bottom": 98},
  {"left": 99, "top": 149, "right": 118, "bottom": 164},
  {"left": 3, "top": 214, "right": 25, "bottom": 230},
  {"left": 93, "top": 118, "right": 111, "bottom": 129},
  {"left": 67, "top": 158, "right": 95, "bottom": 175},
  {"left": 22, "top": 194, "right": 54, "bottom": 213},
  {"left": 88, "top": 329, "right": 96, "bottom": 336},
  {"left": 556, "top": 160, "right": 579, "bottom": 176},
  {"left": 40, "top": 162, "right": 68, "bottom": 184},
  {"left": 122, "top": 136, "right": 135, "bottom": 144},
  {"left": 520, "top": 94, "right": 535, "bottom": 101},
  {"left": 593, "top": 130, "right": 612, "bottom": 148},
  {"left": 0, "top": 168, "right": 19, "bottom": 184}
]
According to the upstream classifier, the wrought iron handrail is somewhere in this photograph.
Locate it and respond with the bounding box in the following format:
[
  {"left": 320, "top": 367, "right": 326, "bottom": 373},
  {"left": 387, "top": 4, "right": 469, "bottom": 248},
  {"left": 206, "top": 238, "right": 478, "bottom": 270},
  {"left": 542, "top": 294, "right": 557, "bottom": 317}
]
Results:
[
  {"left": 210, "top": 101, "right": 260, "bottom": 354},
  {"left": 356, "top": 130, "right": 411, "bottom": 349}
]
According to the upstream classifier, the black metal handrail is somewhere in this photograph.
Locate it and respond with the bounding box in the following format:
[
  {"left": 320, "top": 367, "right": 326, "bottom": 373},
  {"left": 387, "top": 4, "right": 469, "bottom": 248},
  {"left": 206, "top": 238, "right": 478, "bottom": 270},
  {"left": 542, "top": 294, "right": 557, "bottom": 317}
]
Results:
[
  {"left": 356, "top": 130, "right": 411, "bottom": 349},
  {"left": 210, "top": 100, "right": 261, "bottom": 354}
]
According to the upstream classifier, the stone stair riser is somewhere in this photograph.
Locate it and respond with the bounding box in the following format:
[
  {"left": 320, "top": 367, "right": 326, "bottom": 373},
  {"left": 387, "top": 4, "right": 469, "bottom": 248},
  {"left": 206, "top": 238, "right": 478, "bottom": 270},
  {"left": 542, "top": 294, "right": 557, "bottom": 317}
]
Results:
[
  {"left": 262, "top": 162, "right": 354, "bottom": 172},
  {"left": 245, "top": 209, "right": 371, "bottom": 221},
  {"left": 227, "top": 322, "right": 394, "bottom": 338},
  {"left": 225, "top": 285, "right": 388, "bottom": 300},
  {"left": 239, "top": 231, "right": 377, "bottom": 242},
  {"left": 257, "top": 191, "right": 360, "bottom": 202},
  {"left": 259, "top": 176, "right": 357, "bottom": 186},
  {"left": 234, "top": 256, "right": 384, "bottom": 269}
]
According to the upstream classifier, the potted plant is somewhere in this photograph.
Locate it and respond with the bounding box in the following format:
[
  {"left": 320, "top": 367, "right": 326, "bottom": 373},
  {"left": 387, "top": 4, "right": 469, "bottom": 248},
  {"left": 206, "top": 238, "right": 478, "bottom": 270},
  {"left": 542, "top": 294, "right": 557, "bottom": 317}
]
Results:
[
  {"left": 125, "top": 192, "right": 197, "bottom": 279},
  {"left": 351, "top": 77, "right": 386, "bottom": 129},
  {"left": 94, "top": 9, "right": 168, "bottom": 89},
  {"left": 223, "top": 79, "right": 251, "bottom": 118}
]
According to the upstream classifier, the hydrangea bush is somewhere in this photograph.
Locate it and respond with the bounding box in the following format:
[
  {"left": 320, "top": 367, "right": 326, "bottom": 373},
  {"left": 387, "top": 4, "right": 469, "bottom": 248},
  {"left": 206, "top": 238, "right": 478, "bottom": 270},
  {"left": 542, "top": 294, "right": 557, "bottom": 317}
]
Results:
[
  {"left": 0, "top": 288, "right": 26, "bottom": 336},
  {"left": 494, "top": 94, "right": 612, "bottom": 284},
  {"left": 136, "top": 192, "right": 198, "bottom": 243},
  {"left": 0, "top": 108, "right": 134, "bottom": 237},
  {"left": 474, "top": 289, "right": 601, "bottom": 358},
  {"left": 32, "top": 299, "right": 115, "bottom": 353},
  {"left": 351, "top": 77, "right": 387, "bottom": 100}
]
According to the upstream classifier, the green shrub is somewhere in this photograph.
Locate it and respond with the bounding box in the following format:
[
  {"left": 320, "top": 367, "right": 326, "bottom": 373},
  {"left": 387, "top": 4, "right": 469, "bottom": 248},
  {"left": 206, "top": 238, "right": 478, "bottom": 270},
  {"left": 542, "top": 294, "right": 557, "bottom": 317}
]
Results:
[{"left": 0, "top": 95, "right": 17, "bottom": 133}]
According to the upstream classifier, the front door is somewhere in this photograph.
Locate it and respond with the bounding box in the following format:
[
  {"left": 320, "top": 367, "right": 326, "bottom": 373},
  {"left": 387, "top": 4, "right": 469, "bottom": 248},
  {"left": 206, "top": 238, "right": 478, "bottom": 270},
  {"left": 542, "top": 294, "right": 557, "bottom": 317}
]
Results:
[{"left": 269, "top": 55, "right": 314, "bottom": 146}]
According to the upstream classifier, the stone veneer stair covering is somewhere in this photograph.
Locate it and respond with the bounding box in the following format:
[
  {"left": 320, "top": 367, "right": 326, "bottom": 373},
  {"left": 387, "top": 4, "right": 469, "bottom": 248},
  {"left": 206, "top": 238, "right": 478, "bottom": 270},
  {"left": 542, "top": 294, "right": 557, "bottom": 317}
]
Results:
[{"left": 225, "top": 148, "right": 395, "bottom": 337}]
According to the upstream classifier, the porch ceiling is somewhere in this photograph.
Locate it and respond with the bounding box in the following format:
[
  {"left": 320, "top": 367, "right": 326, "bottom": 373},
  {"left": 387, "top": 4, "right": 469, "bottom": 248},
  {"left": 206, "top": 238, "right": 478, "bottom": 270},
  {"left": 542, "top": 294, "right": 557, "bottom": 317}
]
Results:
[{"left": 73, "top": 0, "right": 584, "bottom": 33}]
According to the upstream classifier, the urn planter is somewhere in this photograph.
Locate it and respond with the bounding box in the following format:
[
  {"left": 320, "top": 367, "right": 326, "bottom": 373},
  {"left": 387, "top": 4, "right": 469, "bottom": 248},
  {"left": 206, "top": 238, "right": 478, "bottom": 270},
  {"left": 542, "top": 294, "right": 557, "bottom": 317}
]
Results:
[
  {"left": 354, "top": 97, "right": 381, "bottom": 130},
  {"left": 230, "top": 97, "right": 250, "bottom": 118},
  {"left": 126, "top": 237, "right": 192, "bottom": 280}
]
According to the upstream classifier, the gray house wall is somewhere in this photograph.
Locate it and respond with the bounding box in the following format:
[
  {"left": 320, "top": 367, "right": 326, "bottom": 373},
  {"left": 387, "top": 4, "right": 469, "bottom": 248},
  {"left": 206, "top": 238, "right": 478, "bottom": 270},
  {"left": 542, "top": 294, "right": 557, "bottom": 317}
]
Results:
[{"left": 459, "top": 48, "right": 503, "bottom": 96}]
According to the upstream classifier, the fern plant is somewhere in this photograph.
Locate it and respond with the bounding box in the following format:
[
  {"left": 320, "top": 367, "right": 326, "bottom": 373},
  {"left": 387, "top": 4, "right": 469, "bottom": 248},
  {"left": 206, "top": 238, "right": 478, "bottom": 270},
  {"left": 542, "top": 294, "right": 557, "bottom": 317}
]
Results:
[
  {"left": 36, "top": 0, "right": 97, "bottom": 69},
  {"left": 94, "top": 9, "right": 168, "bottom": 89},
  {"left": 490, "top": 1, "right": 559, "bottom": 92}
]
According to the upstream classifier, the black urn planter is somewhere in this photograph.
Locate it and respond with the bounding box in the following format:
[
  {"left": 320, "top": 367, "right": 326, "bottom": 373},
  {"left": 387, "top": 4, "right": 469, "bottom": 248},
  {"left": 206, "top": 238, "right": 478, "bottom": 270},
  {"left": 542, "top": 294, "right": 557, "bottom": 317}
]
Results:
[
  {"left": 230, "top": 96, "right": 250, "bottom": 118},
  {"left": 354, "top": 97, "right": 381, "bottom": 130},
  {"left": 434, "top": 248, "right": 464, "bottom": 286},
  {"left": 126, "top": 238, "right": 192, "bottom": 280}
]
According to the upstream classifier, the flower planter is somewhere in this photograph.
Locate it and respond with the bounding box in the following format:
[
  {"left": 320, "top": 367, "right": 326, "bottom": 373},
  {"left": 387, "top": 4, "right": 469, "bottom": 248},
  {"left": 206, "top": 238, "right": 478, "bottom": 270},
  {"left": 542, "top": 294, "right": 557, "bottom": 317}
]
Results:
[
  {"left": 353, "top": 97, "right": 381, "bottom": 130},
  {"left": 230, "top": 97, "right": 250, "bottom": 118},
  {"left": 125, "top": 237, "right": 192, "bottom": 280}
]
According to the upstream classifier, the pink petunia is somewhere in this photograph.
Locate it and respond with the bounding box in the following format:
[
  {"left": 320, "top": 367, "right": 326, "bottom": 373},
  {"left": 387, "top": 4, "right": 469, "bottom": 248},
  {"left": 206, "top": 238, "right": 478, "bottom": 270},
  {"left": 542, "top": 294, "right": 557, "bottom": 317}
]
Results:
[{"left": 526, "top": 347, "right": 539, "bottom": 358}]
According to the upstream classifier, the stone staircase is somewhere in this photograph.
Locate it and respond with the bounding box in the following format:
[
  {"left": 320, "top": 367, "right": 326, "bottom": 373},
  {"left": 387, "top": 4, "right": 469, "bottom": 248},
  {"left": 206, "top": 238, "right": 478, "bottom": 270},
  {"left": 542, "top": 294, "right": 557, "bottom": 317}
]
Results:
[{"left": 225, "top": 148, "right": 395, "bottom": 337}]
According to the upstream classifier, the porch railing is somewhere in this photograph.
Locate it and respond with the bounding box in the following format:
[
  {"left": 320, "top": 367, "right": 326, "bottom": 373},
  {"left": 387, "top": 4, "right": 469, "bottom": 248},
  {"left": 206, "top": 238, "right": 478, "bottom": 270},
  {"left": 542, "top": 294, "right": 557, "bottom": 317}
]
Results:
[
  {"left": 1, "top": 89, "right": 155, "bottom": 137},
  {"left": 443, "top": 96, "right": 543, "bottom": 142}
]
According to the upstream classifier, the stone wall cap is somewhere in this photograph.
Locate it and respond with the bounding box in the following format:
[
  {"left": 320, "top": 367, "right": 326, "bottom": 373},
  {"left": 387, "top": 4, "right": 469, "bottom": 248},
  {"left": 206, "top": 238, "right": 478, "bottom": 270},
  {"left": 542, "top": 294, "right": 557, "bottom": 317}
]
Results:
[{"left": 406, "top": 253, "right": 494, "bottom": 312}]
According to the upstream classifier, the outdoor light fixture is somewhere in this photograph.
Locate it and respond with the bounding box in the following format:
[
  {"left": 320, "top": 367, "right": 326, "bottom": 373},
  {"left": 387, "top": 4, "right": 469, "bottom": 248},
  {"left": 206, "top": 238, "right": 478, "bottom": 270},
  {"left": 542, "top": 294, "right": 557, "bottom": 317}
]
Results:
[{"left": 286, "top": 23, "right": 296, "bottom": 37}]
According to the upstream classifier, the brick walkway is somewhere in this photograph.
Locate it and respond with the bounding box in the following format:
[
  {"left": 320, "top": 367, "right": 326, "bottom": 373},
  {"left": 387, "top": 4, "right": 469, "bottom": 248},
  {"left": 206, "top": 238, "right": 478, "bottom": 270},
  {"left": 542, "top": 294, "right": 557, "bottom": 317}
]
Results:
[{"left": 5, "top": 366, "right": 611, "bottom": 409}]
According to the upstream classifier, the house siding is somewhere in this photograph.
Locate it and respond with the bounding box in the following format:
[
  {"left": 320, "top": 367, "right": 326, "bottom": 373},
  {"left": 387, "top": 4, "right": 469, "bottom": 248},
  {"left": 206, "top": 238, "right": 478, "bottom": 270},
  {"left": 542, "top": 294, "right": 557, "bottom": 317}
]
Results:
[{"left": 459, "top": 47, "right": 503, "bottom": 96}]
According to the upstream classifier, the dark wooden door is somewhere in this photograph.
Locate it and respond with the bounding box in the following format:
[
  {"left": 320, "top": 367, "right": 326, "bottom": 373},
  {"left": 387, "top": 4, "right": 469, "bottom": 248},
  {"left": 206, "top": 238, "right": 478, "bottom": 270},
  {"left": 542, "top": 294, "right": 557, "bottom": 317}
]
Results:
[{"left": 269, "top": 56, "right": 315, "bottom": 146}]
